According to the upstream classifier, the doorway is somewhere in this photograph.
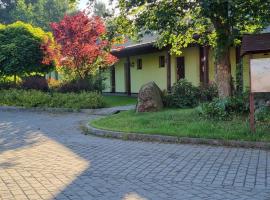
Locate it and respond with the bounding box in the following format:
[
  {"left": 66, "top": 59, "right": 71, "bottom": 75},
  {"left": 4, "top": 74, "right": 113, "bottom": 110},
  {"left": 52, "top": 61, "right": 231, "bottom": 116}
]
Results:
[{"left": 176, "top": 57, "right": 185, "bottom": 80}]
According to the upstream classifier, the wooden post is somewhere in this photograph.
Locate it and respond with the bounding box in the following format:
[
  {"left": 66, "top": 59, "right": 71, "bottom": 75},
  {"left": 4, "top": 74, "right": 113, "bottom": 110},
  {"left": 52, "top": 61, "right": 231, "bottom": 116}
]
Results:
[
  {"left": 249, "top": 92, "right": 255, "bottom": 133},
  {"left": 125, "top": 56, "right": 131, "bottom": 96},
  {"left": 203, "top": 46, "right": 209, "bottom": 85},
  {"left": 166, "top": 51, "right": 171, "bottom": 92},
  {"left": 111, "top": 65, "right": 115, "bottom": 93},
  {"left": 249, "top": 54, "right": 255, "bottom": 133},
  {"left": 199, "top": 46, "right": 209, "bottom": 86}
]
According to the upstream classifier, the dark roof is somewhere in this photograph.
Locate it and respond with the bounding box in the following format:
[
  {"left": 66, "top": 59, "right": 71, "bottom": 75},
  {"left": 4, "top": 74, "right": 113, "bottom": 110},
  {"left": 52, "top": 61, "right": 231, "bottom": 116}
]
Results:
[
  {"left": 120, "top": 34, "right": 157, "bottom": 48},
  {"left": 112, "top": 34, "right": 160, "bottom": 57},
  {"left": 241, "top": 33, "right": 270, "bottom": 56}
]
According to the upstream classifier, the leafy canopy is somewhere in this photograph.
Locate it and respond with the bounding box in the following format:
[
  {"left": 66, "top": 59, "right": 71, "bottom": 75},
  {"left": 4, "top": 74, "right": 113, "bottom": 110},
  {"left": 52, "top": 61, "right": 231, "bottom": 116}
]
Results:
[
  {"left": 0, "top": 0, "right": 77, "bottom": 31},
  {"left": 0, "top": 21, "right": 59, "bottom": 77},
  {"left": 51, "top": 12, "right": 118, "bottom": 79},
  {"left": 116, "top": 0, "right": 270, "bottom": 57}
]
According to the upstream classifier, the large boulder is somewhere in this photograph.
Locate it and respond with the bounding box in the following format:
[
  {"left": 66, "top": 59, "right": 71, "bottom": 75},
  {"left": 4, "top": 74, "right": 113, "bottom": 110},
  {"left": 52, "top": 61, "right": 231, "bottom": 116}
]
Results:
[{"left": 136, "top": 81, "right": 164, "bottom": 112}]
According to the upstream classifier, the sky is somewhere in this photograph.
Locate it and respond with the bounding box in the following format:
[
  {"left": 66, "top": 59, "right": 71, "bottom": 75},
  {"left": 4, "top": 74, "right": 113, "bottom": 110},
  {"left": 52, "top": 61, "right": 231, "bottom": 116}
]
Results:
[{"left": 78, "top": 0, "right": 112, "bottom": 10}]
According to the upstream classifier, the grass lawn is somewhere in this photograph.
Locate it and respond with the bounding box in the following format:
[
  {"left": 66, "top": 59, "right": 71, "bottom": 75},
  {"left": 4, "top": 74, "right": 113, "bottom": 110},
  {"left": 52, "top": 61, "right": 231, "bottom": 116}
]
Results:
[
  {"left": 91, "top": 109, "right": 270, "bottom": 142},
  {"left": 103, "top": 95, "right": 137, "bottom": 107}
]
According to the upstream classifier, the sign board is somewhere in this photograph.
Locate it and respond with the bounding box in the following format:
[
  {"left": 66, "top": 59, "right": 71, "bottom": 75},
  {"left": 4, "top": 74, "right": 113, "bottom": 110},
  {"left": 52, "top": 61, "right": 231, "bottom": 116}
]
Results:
[{"left": 250, "top": 58, "right": 270, "bottom": 92}]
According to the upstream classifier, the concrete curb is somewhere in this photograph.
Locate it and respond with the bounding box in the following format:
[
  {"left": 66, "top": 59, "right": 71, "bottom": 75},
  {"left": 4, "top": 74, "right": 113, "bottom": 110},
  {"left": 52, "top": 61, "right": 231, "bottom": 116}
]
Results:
[
  {"left": 85, "top": 123, "right": 270, "bottom": 150},
  {"left": 0, "top": 105, "right": 135, "bottom": 115}
]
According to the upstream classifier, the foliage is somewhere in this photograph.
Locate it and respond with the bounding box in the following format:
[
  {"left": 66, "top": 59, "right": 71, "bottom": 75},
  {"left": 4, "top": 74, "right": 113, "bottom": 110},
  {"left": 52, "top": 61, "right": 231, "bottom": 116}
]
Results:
[
  {"left": 57, "top": 75, "right": 105, "bottom": 93},
  {"left": 21, "top": 75, "right": 49, "bottom": 91},
  {"left": 0, "top": 79, "right": 17, "bottom": 89},
  {"left": 197, "top": 94, "right": 249, "bottom": 120},
  {"left": 1, "top": 0, "right": 76, "bottom": 30},
  {"left": 0, "top": 89, "right": 105, "bottom": 109},
  {"left": 0, "top": 0, "right": 16, "bottom": 24},
  {"left": 93, "top": 1, "right": 110, "bottom": 18},
  {"left": 163, "top": 79, "right": 199, "bottom": 108},
  {"left": 197, "top": 98, "right": 229, "bottom": 120},
  {"left": 91, "top": 109, "right": 270, "bottom": 142},
  {"left": 163, "top": 80, "right": 219, "bottom": 108},
  {"left": 255, "top": 106, "right": 270, "bottom": 123},
  {"left": 47, "top": 78, "right": 61, "bottom": 90},
  {"left": 115, "top": 0, "right": 270, "bottom": 97},
  {"left": 198, "top": 83, "right": 218, "bottom": 102},
  {"left": 0, "top": 21, "right": 60, "bottom": 77},
  {"left": 51, "top": 12, "right": 118, "bottom": 79},
  {"left": 235, "top": 60, "right": 243, "bottom": 95}
]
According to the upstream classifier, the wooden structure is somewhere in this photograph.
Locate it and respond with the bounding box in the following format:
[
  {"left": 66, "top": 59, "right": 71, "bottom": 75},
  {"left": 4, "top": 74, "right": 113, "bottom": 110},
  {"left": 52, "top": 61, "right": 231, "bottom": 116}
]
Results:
[{"left": 241, "top": 33, "right": 270, "bottom": 132}]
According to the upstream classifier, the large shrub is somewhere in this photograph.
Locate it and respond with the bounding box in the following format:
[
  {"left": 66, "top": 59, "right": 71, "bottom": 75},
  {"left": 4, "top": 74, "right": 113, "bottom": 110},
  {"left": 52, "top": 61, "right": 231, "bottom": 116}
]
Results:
[
  {"left": 0, "top": 76, "right": 18, "bottom": 89},
  {"left": 58, "top": 75, "right": 105, "bottom": 93},
  {"left": 21, "top": 76, "right": 49, "bottom": 91},
  {"left": 197, "top": 94, "right": 249, "bottom": 120},
  {"left": 0, "top": 21, "right": 59, "bottom": 78},
  {"left": 163, "top": 79, "right": 199, "bottom": 108},
  {"left": 0, "top": 89, "right": 105, "bottom": 109},
  {"left": 198, "top": 83, "right": 218, "bottom": 102},
  {"left": 163, "top": 80, "right": 218, "bottom": 108},
  {"left": 255, "top": 106, "right": 270, "bottom": 123}
]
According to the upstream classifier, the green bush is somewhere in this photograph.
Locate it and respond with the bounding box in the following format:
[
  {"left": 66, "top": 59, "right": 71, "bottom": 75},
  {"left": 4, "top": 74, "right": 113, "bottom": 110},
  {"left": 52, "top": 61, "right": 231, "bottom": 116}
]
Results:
[
  {"left": 163, "top": 80, "right": 218, "bottom": 108},
  {"left": 164, "top": 79, "right": 200, "bottom": 108},
  {"left": 197, "top": 94, "right": 249, "bottom": 120},
  {"left": 58, "top": 75, "right": 105, "bottom": 93},
  {"left": 197, "top": 98, "right": 229, "bottom": 120},
  {"left": 255, "top": 106, "right": 270, "bottom": 122},
  {"left": 0, "top": 89, "right": 105, "bottom": 109},
  {"left": 0, "top": 22, "right": 57, "bottom": 77},
  {"left": 198, "top": 83, "right": 218, "bottom": 102},
  {"left": 21, "top": 75, "right": 49, "bottom": 91}
]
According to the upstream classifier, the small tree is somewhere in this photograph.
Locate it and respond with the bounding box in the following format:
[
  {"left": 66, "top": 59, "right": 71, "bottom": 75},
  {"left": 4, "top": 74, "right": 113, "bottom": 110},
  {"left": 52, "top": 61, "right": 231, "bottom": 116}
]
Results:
[
  {"left": 51, "top": 11, "right": 118, "bottom": 80},
  {"left": 0, "top": 21, "right": 59, "bottom": 82}
]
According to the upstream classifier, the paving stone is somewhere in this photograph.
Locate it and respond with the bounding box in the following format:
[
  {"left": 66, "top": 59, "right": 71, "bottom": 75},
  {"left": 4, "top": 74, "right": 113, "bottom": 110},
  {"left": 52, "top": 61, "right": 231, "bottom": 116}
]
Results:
[{"left": 0, "top": 110, "right": 269, "bottom": 200}]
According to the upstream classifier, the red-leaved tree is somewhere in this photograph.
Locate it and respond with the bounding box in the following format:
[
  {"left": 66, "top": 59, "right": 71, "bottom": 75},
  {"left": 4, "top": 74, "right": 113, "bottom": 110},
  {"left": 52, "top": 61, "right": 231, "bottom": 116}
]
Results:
[{"left": 51, "top": 12, "right": 118, "bottom": 79}]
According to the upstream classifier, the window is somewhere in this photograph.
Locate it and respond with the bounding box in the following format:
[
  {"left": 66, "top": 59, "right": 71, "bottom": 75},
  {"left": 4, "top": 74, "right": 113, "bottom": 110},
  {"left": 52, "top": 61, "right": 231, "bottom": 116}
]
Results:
[
  {"left": 159, "top": 56, "right": 165, "bottom": 68},
  {"left": 137, "top": 58, "right": 142, "bottom": 70}
]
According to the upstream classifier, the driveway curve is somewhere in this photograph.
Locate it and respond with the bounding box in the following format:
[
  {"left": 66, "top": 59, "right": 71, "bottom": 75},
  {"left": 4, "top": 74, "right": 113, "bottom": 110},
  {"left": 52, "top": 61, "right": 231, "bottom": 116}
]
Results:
[{"left": 0, "top": 110, "right": 269, "bottom": 200}]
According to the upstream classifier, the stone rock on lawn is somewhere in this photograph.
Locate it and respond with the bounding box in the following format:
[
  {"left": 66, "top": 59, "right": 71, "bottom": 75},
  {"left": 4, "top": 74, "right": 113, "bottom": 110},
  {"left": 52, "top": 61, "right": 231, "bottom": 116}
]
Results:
[{"left": 136, "top": 81, "right": 164, "bottom": 112}]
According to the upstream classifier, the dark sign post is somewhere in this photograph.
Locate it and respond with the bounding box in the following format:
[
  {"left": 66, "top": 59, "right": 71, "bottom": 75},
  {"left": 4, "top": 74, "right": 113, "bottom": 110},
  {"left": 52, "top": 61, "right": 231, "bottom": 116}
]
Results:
[
  {"left": 249, "top": 92, "right": 255, "bottom": 133},
  {"left": 241, "top": 33, "right": 270, "bottom": 133},
  {"left": 249, "top": 55, "right": 256, "bottom": 133},
  {"left": 249, "top": 56, "right": 270, "bottom": 133}
]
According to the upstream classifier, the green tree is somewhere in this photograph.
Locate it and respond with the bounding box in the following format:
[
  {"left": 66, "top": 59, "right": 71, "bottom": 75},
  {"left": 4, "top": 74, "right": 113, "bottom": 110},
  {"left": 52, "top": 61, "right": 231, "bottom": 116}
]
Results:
[
  {"left": 115, "top": 0, "right": 270, "bottom": 97},
  {"left": 0, "top": 0, "right": 16, "bottom": 24},
  {"left": 93, "top": 1, "right": 110, "bottom": 17},
  {"left": 10, "top": 0, "right": 76, "bottom": 31},
  {"left": 0, "top": 21, "right": 59, "bottom": 81}
]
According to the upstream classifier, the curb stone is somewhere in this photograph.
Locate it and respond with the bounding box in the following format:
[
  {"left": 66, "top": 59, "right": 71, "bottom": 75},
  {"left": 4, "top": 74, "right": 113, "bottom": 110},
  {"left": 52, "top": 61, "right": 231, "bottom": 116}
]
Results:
[
  {"left": 0, "top": 105, "right": 135, "bottom": 115},
  {"left": 85, "top": 123, "right": 270, "bottom": 150}
]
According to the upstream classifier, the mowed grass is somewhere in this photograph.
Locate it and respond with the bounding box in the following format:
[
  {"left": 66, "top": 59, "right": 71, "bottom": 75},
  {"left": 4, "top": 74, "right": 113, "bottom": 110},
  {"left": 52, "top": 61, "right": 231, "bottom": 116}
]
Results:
[
  {"left": 91, "top": 109, "right": 270, "bottom": 142},
  {"left": 103, "top": 95, "right": 137, "bottom": 107}
]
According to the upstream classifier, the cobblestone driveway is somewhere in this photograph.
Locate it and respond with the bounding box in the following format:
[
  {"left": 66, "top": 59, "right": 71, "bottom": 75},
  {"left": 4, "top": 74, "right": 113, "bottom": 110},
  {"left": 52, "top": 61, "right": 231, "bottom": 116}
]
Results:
[{"left": 0, "top": 111, "right": 269, "bottom": 200}]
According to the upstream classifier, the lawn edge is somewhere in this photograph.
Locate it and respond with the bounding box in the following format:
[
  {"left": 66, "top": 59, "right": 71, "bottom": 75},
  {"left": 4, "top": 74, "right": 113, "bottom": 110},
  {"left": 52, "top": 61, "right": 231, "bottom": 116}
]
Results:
[{"left": 86, "top": 123, "right": 270, "bottom": 150}]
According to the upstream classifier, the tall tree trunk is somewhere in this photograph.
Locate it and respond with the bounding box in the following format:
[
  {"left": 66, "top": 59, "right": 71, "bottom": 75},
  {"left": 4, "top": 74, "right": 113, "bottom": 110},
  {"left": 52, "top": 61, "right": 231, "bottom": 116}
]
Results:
[{"left": 215, "top": 48, "right": 232, "bottom": 98}]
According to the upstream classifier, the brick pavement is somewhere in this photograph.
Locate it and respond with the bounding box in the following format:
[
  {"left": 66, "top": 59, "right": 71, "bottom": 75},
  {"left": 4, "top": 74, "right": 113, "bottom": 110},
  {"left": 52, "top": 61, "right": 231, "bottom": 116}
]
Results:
[{"left": 0, "top": 111, "right": 269, "bottom": 200}]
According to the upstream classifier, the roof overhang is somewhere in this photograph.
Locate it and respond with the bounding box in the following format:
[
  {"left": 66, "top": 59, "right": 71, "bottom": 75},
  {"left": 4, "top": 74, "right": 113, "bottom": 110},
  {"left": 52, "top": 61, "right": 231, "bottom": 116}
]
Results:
[
  {"left": 111, "top": 42, "right": 163, "bottom": 57},
  {"left": 241, "top": 33, "right": 270, "bottom": 56}
]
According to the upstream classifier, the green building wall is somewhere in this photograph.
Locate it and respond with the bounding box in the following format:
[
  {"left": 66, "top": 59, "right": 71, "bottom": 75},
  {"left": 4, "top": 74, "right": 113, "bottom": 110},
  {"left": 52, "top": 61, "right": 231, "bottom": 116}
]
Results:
[{"left": 103, "top": 46, "right": 270, "bottom": 94}]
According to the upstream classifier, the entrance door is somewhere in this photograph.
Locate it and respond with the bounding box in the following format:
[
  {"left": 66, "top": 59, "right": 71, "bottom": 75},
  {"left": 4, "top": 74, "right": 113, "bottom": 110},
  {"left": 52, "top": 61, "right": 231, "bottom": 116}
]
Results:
[{"left": 176, "top": 57, "right": 185, "bottom": 80}]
